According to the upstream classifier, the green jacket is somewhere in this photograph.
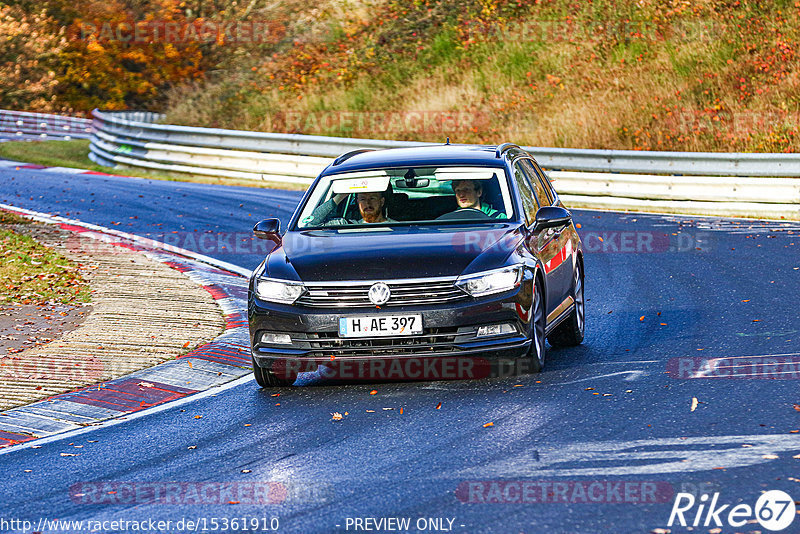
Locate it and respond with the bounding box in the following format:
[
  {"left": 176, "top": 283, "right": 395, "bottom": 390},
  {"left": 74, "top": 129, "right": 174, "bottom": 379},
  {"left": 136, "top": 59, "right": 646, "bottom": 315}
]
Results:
[{"left": 480, "top": 203, "right": 502, "bottom": 218}]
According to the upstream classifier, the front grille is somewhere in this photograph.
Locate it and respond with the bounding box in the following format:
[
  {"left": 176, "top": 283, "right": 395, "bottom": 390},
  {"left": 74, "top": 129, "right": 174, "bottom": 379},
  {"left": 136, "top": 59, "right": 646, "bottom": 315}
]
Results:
[
  {"left": 295, "top": 328, "right": 461, "bottom": 357},
  {"left": 296, "top": 277, "right": 468, "bottom": 308}
]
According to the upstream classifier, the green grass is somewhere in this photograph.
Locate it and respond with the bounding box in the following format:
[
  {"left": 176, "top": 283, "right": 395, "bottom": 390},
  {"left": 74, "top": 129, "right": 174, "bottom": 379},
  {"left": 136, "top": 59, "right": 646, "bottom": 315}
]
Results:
[
  {"left": 0, "top": 140, "right": 307, "bottom": 190},
  {"left": 0, "top": 219, "right": 91, "bottom": 305}
]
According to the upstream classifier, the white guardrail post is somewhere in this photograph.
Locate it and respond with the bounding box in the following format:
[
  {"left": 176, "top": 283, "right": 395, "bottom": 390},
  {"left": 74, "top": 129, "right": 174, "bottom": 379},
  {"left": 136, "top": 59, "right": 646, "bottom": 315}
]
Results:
[
  {"left": 37, "top": 109, "right": 795, "bottom": 220},
  {"left": 0, "top": 110, "right": 93, "bottom": 140}
]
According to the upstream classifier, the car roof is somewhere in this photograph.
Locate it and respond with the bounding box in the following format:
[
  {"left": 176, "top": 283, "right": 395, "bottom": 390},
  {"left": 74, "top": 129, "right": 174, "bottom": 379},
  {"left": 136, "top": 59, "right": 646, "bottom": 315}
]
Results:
[{"left": 322, "top": 144, "right": 518, "bottom": 175}]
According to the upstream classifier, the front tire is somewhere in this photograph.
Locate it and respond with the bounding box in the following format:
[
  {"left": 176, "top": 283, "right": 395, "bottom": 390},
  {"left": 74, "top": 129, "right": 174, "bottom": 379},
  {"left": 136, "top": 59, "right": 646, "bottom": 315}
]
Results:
[
  {"left": 528, "top": 278, "right": 546, "bottom": 373},
  {"left": 547, "top": 260, "right": 585, "bottom": 348},
  {"left": 252, "top": 356, "right": 293, "bottom": 387}
]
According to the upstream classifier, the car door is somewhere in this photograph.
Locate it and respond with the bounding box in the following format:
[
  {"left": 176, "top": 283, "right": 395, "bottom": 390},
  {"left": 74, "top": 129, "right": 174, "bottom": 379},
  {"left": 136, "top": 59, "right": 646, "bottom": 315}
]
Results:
[
  {"left": 511, "top": 160, "right": 559, "bottom": 319},
  {"left": 519, "top": 159, "right": 573, "bottom": 321}
]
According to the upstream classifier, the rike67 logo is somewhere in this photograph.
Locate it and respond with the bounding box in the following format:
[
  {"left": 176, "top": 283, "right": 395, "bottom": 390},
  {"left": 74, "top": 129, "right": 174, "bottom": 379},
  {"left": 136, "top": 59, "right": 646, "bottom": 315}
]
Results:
[{"left": 667, "top": 490, "right": 796, "bottom": 531}]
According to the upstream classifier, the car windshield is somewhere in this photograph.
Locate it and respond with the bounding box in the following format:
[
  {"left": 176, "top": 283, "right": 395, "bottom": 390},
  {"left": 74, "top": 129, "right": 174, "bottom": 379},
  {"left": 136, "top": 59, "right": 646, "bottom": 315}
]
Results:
[{"left": 296, "top": 166, "right": 514, "bottom": 229}]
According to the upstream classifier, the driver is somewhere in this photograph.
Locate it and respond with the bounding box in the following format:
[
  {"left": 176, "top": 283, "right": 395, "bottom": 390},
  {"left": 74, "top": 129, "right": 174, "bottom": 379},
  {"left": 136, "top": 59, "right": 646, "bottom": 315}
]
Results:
[
  {"left": 306, "top": 190, "right": 396, "bottom": 226},
  {"left": 451, "top": 179, "right": 501, "bottom": 218}
]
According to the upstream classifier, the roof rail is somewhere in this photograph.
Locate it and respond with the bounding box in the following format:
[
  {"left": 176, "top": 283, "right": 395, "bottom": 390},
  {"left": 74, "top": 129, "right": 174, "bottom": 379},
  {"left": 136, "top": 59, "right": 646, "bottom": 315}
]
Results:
[
  {"left": 495, "top": 143, "right": 520, "bottom": 158},
  {"left": 332, "top": 148, "right": 375, "bottom": 166}
]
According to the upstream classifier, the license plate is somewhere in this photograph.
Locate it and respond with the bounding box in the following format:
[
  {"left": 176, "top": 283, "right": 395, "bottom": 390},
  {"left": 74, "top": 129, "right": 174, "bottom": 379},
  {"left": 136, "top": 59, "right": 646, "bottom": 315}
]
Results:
[{"left": 339, "top": 314, "right": 423, "bottom": 338}]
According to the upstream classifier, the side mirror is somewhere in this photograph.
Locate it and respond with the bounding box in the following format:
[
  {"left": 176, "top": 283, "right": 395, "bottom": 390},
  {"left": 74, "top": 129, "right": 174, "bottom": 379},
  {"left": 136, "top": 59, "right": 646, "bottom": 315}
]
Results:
[
  {"left": 533, "top": 206, "right": 571, "bottom": 232},
  {"left": 253, "top": 218, "right": 281, "bottom": 246}
]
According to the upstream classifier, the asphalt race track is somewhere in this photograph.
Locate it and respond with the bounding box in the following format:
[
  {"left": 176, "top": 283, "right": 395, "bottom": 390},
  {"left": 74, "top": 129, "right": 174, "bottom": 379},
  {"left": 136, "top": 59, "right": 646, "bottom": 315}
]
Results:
[{"left": 2, "top": 167, "right": 800, "bottom": 533}]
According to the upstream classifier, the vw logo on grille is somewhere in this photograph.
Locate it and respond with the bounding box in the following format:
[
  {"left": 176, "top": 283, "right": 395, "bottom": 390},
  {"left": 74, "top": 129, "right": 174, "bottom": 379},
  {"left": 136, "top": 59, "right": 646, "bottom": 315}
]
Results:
[{"left": 368, "top": 282, "right": 391, "bottom": 305}]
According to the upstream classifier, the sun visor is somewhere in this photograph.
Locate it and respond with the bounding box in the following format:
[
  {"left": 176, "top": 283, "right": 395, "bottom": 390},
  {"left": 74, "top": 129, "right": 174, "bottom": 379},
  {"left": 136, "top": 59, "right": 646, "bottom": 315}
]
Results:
[{"left": 331, "top": 173, "right": 390, "bottom": 194}]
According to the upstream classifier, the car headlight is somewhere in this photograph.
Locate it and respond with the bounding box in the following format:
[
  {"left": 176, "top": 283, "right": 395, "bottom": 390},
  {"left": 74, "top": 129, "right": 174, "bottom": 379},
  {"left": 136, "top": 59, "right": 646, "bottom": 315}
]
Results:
[
  {"left": 255, "top": 278, "right": 305, "bottom": 304},
  {"left": 456, "top": 265, "right": 523, "bottom": 297}
]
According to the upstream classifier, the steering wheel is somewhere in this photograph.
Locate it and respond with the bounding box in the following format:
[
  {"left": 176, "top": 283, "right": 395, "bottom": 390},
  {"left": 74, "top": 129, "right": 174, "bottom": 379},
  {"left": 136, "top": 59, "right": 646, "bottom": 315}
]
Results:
[{"left": 435, "top": 208, "right": 492, "bottom": 221}]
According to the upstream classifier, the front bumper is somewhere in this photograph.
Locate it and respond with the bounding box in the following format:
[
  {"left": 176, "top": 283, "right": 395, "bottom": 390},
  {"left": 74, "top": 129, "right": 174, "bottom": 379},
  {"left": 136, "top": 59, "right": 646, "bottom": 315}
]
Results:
[{"left": 248, "top": 284, "right": 534, "bottom": 381}]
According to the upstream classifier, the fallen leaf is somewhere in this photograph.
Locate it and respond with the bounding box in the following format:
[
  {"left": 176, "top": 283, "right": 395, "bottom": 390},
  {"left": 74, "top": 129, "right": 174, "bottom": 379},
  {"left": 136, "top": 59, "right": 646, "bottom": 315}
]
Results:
[
  {"left": 690, "top": 397, "right": 699, "bottom": 412},
  {"left": 331, "top": 412, "right": 343, "bottom": 421},
  {"left": 369, "top": 390, "right": 378, "bottom": 395},
  {"left": 483, "top": 422, "right": 494, "bottom": 428}
]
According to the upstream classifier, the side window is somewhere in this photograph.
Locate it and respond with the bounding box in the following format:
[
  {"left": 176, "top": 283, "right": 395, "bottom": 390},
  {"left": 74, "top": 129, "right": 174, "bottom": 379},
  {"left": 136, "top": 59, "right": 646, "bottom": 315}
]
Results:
[
  {"left": 512, "top": 162, "right": 538, "bottom": 225},
  {"left": 529, "top": 160, "right": 557, "bottom": 204},
  {"left": 519, "top": 159, "right": 551, "bottom": 207}
]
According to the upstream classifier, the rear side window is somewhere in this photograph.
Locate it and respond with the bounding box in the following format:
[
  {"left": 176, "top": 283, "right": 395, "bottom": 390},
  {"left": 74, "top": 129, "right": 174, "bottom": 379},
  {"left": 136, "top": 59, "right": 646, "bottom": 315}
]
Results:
[
  {"left": 519, "top": 160, "right": 551, "bottom": 208},
  {"left": 511, "top": 162, "right": 538, "bottom": 225},
  {"left": 529, "top": 160, "right": 557, "bottom": 204}
]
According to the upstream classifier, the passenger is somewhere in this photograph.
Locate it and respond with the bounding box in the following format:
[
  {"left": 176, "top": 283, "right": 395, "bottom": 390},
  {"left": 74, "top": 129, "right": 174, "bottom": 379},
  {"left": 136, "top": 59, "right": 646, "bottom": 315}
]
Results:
[
  {"left": 306, "top": 191, "right": 396, "bottom": 226},
  {"left": 451, "top": 179, "right": 501, "bottom": 218}
]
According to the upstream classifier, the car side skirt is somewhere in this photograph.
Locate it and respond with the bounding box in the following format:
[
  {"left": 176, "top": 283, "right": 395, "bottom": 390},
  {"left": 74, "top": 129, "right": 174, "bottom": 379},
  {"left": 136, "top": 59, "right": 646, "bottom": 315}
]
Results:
[{"left": 545, "top": 296, "right": 575, "bottom": 336}]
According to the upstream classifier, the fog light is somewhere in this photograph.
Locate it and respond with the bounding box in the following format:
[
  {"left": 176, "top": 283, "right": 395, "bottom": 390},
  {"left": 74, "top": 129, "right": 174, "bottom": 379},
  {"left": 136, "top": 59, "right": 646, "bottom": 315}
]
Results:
[
  {"left": 476, "top": 323, "right": 517, "bottom": 338},
  {"left": 261, "top": 332, "right": 292, "bottom": 345}
]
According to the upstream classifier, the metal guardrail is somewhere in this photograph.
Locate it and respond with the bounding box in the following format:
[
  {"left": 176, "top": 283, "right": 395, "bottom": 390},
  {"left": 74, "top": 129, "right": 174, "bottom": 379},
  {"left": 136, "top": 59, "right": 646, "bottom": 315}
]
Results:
[
  {"left": 86, "top": 109, "right": 800, "bottom": 219},
  {"left": 91, "top": 109, "right": 800, "bottom": 177},
  {"left": 0, "top": 110, "right": 93, "bottom": 140}
]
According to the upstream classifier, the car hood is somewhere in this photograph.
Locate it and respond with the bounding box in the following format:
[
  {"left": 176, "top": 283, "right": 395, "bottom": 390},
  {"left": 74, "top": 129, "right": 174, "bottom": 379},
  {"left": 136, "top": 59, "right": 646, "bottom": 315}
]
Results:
[{"left": 266, "top": 225, "right": 523, "bottom": 281}]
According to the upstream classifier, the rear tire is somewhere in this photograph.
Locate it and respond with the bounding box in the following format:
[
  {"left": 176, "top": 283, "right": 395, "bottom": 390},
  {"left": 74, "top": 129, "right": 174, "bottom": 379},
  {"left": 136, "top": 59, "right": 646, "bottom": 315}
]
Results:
[
  {"left": 547, "top": 261, "right": 585, "bottom": 348},
  {"left": 252, "top": 356, "right": 293, "bottom": 387},
  {"left": 528, "top": 278, "right": 546, "bottom": 373}
]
